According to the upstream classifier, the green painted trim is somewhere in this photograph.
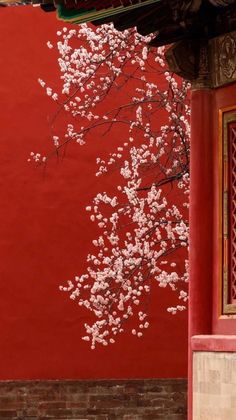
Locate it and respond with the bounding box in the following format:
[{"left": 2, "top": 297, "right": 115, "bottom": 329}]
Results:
[{"left": 57, "top": 0, "right": 161, "bottom": 24}]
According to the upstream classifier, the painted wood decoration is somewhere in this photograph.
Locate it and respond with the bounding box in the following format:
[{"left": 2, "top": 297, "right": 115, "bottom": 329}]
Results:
[
  {"left": 55, "top": 0, "right": 161, "bottom": 24},
  {"left": 221, "top": 108, "right": 236, "bottom": 314},
  {"left": 1, "top": 1, "right": 236, "bottom": 48}
]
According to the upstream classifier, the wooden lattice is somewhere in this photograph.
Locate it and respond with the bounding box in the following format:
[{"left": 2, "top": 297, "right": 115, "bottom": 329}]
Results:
[
  {"left": 221, "top": 111, "right": 236, "bottom": 315},
  {"left": 228, "top": 123, "right": 236, "bottom": 305}
]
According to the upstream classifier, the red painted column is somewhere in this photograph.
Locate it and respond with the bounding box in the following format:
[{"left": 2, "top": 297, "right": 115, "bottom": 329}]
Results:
[{"left": 188, "top": 89, "right": 214, "bottom": 419}]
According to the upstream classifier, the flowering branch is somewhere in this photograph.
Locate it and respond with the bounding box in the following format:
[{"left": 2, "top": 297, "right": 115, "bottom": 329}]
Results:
[{"left": 35, "top": 23, "right": 190, "bottom": 348}]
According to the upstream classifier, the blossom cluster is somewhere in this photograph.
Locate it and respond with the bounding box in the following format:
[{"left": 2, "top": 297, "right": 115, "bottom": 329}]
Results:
[{"left": 40, "top": 23, "right": 190, "bottom": 348}]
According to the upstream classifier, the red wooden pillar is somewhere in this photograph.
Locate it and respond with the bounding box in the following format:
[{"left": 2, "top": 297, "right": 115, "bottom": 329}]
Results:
[
  {"left": 189, "top": 89, "right": 214, "bottom": 337},
  {"left": 188, "top": 89, "right": 214, "bottom": 419},
  {"left": 187, "top": 35, "right": 236, "bottom": 419}
]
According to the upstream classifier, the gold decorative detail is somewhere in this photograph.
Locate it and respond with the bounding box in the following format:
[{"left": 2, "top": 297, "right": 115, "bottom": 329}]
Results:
[
  {"left": 220, "top": 35, "right": 236, "bottom": 79},
  {"left": 221, "top": 108, "right": 236, "bottom": 315},
  {"left": 166, "top": 30, "right": 236, "bottom": 89},
  {"left": 211, "top": 32, "right": 236, "bottom": 87},
  {"left": 192, "top": 41, "right": 211, "bottom": 89}
]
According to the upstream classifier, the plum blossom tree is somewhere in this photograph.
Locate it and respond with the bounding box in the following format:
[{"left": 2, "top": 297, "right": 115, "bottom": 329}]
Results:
[{"left": 34, "top": 23, "right": 190, "bottom": 349}]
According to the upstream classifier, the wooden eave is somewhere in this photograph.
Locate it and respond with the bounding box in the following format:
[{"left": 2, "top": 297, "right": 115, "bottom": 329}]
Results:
[{"left": 57, "top": 0, "right": 162, "bottom": 24}]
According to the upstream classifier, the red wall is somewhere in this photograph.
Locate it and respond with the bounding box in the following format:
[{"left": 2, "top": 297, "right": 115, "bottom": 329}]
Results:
[{"left": 0, "top": 6, "right": 187, "bottom": 379}]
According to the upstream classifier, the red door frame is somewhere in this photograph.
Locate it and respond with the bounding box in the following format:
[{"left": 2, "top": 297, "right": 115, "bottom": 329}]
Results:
[{"left": 188, "top": 84, "right": 236, "bottom": 420}]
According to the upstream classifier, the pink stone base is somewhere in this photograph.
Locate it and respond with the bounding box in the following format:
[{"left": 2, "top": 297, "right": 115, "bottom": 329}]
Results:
[{"left": 191, "top": 335, "right": 236, "bottom": 352}]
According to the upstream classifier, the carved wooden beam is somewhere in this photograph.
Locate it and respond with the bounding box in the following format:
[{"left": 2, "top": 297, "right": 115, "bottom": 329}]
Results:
[{"left": 166, "top": 30, "right": 236, "bottom": 88}]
